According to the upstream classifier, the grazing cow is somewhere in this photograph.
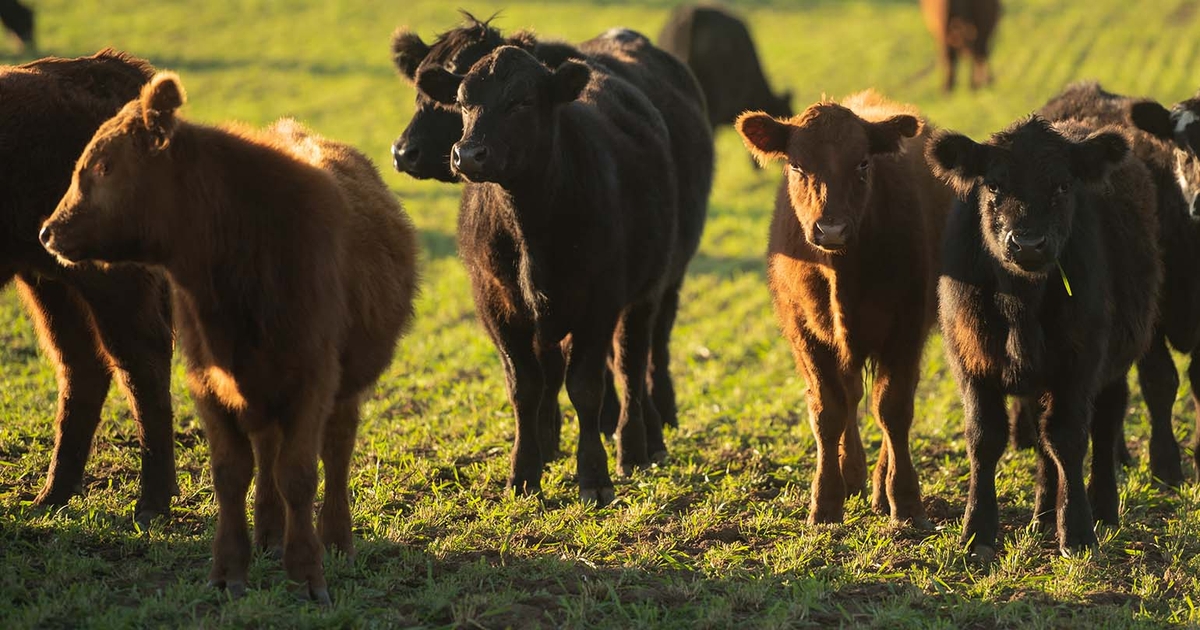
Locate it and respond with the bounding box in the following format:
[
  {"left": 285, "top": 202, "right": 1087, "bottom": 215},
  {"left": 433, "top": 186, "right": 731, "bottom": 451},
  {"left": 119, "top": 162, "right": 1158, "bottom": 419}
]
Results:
[
  {"left": 921, "top": 0, "right": 1000, "bottom": 92},
  {"left": 735, "top": 91, "right": 954, "bottom": 525},
  {"left": 40, "top": 73, "right": 419, "bottom": 604},
  {"left": 928, "top": 116, "right": 1160, "bottom": 558},
  {"left": 657, "top": 4, "right": 792, "bottom": 129},
  {"left": 418, "top": 46, "right": 677, "bottom": 503},
  {"left": 0, "top": 50, "right": 175, "bottom": 526},
  {"left": 390, "top": 13, "right": 712, "bottom": 449},
  {"left": 0, "top": 0, "right": 34, "bottom": 52},
  {"left": 1032, "top": 82, "right": 1200, "bottom": 485}
]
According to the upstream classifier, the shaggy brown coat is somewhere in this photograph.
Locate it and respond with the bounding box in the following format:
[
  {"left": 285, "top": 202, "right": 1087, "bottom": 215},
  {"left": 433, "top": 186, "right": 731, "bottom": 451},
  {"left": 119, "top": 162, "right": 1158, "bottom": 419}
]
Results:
[
  {"left": 40, "top": 73, "right": 418, "bottom": 605},
  {"left": 736, "top": 91, "right": 954, "bottom": 525},
  {"left": 921, "top": 0, "right": 1000, "bottom": 92},
  {"left": 0, "top": 50, "right": 175, "bottom": 525}
]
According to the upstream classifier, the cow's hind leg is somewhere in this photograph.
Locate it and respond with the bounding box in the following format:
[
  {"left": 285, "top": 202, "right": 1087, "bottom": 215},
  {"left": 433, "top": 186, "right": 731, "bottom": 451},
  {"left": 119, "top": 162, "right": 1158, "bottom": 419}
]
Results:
[
  {"left": 275, "top": 395, "right": 332, "bottom": 606},
  {"left": 1186, "top": 350, "right": 1200, "bottom": 482},
  {"left": 1088, "top": 379, "right": 1125, "bottom": 526},
  {"left": 251, "top": 426, "right": 284, "bottom": 555},
  {"left": 614, "top": 300, "right": 659, "bottom": 476},
  {"left": 648, "top": 281, "right": 682, "bottom": 430},
  {"left": 841, "top": 375, "right": 868, "bottom": 501},
  {"left": 567, "top": 313, "right": 620, "bottom": 505},
  {"left": 1139, "top": 335, "right": 1182, "bottom": 484},
  {"left": 319, "top": 394, "right": 362, "bottom": 558},
  {"left": 198, "top": 392, "right": 253, "bottom": 599},
  {"left": 873, "top": 358, "right": 929, "bottom": 527},
  {"left": 18, "top": 275, "right": 111, "bottom": 509}
]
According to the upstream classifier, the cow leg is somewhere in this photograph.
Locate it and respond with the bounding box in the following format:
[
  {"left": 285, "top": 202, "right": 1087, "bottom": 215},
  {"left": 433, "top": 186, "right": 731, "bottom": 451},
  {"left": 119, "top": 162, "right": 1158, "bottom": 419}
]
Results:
[
  {"left": 872, "top": 357, "right": 929, "bottom": 526},
  {"left": 275, "top": 394, "right": 332, "bottom": 606},
  {"left": 1138, "top": 334, "right": 1183, "bottom": 485},
  {"left": 567, "top": 313, "right": 620, "bottom": 505},
  {"left": 960, "top": 378, "right": 1007, "bottom": 559},
  {"left": 493, "top": 323, "right": 545, "bottom": 495},
  {"left": 71, "top": 268, "right": 177, "bottom": 525},
  {"left": 941, "top": 44, "right": 958, "bottom": 92},
  {"left": 1185, "top": 350, "right": 1200, "bottom": 482},
  {"left": 614, "top": 300, "right": 659, "bottom": 476},
  {"left": 17, "top": 275, "right": 111, "bottom": 509},
  {"left": 536, "top": 341, "right": 566, "bottom": 461},
  {"left": 198, "top": 391, "right": 253, "bottom": 599},
  {"left": 1032, "top": 432, "right": 1059, "bottom": 534},
  {"left": 792, "top": 331, "right": 852, "bottom": 524},
  {"left": 599, "top": 363, "right": 621, "bottom": 438},
  {"left": 318, "top": 393, "right": 362, "bottom": 558},
  {"left": 1088, "top": 379, "right": 1125, "bottom": 526},
  {"left": 251, "top": 426, "right": 284, "bottom": 555},
  {"left": 647, "top": 281, "right": 682, "bottom": 430},
  {"left": 841, "top": 375, "right": 868, "bottom": 501},
  {"left": 1008, "top": 396, "right": 1039, "bottom": 451},
  {"left": 1042, "top": 391, "right": 1097, "bottom": 553}
]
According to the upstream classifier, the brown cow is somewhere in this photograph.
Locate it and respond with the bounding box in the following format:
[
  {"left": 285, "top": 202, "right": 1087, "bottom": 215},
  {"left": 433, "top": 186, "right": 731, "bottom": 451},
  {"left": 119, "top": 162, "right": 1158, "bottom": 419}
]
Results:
[
  {"left": 0, "top": 50, "right": 176, "bottom": 526},
  {"left": 921, "top": 0, "right": 1000, "bottom": 92},
  {"left": 40, "top": 73, "right": 419, "bottom": 605},
  {"left": 736, "top": 91, "right": 953, "bottom": 525}
]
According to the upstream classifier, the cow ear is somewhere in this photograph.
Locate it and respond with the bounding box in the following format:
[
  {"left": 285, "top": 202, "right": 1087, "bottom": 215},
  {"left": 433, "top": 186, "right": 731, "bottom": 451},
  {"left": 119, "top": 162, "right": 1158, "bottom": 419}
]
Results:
[
  {"left": 735, "top": 111, "right": 791, "bottom": 165},
  {"left": 392, "top": 28, "right": 430, "bottom": 82},
  {"left": 550, "top": 60, "right": 589, "bottom": 104},
  {"left": 140, "top": 72, "right": 185, "bottom": 153},
  {"left": 867, "top": 114, "right": 921, "bottom": 154},
  {"left": 416, "top": 67, "right": 463, "bottom": 105},
  {"left": 508, "top": 29, "right": 539, "bottom": 51},
  {"left": 1070, "top": 131, "right": 1128, "bottom": 182},
  {"left": 926, "top": 130, "right": 989, "bottom": 197},
  {"left": 1130, "top": 101, "right": 1174, "bottom": 141}
]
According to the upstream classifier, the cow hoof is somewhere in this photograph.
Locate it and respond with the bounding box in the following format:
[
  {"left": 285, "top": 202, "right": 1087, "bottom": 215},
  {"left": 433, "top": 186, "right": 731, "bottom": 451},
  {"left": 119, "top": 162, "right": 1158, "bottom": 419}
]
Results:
[
  {"left": 650, "top": 450, "right": 667, "bottom": 465},
  {"left": 1150, "top": 461, "right": 1184, "bottom": 488},
  {"left": 309, "top": 585, "right": 332, "bottom": 608},
  {"left": 969, "top": 544, "right": 996, "bottom": 564},
  {"left": 133, "top": 507, "right": 168, "bottom": 531},
  {"left": 579, "top": 486, "right": 615, "bottom": 507},
  {"left": 209, "top": 579, "right": 246, "bottom": 600},
  {"left": 34, "top": 482, "right": 82, "bottom": 507},
  {"left": 901, "top": 516, "right": 934, "bottom": 531}
]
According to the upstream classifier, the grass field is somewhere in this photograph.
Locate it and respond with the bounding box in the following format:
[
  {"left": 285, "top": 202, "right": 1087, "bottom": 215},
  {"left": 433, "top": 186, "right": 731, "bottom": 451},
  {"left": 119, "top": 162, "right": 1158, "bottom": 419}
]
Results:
[{"left": 3, "top": 0, "right": 1200, "bottom": 627}]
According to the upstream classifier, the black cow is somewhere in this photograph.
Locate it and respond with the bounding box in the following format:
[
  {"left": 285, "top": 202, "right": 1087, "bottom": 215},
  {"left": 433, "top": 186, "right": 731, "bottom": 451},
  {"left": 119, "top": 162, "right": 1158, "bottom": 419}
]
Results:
[
  {"left": 1029, "top": 82, "right": 1200, "bottom": 486},
  {"left": 928, "top": 116, "right": 1161, "bottom": 558},
  {"left": 657, "top": 4, "right": 791, "bottom": 130},
  {"left": 389, "top": 13, "right": 713, "bottom": 451},
  {"left": 0, "top": 0, "right": 33, "bottom": 52},
  {"left": 420, "top": 46, "right": 678, "bottom": 503}
]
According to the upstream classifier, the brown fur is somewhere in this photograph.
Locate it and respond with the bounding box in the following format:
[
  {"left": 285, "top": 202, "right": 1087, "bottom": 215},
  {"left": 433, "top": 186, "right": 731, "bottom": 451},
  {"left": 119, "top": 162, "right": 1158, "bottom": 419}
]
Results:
[
  {"left": 921, "top": 0, "right": 1000, "bottom": 92},
  {"left": 41, "top": 73, "right": 418, "bottom": 603},
  {"left": 735, "top": 90, "right": 954, "bottom": 526},
  {"left": 0, "top": 50, "right": 177, "bottom": 526}
]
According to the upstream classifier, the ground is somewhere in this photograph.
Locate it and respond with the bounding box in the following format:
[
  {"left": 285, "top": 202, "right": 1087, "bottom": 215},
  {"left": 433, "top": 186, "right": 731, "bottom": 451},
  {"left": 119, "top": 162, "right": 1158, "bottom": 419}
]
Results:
[{"left": 2, "top": 0, "right": 1199, "bottom": 628}]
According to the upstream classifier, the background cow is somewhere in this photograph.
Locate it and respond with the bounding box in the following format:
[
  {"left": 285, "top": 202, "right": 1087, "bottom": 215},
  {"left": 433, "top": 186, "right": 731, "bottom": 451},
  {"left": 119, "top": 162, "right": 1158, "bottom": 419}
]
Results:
[
  {"left": 921, "top": 0, "right": 1000, "bottom": 92},
  {"left": 0, "top": 50, "right": 176, "bottom": 526},
  {"left": 658, "top": 3, "right": 792, "bottom": 130}
]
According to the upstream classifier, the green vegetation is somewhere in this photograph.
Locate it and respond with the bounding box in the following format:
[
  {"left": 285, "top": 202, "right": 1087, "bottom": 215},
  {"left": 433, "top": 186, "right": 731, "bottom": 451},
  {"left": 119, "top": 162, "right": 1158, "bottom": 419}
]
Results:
[{"left": 3, "top": 0, "right": 1200, "bottom": 627}]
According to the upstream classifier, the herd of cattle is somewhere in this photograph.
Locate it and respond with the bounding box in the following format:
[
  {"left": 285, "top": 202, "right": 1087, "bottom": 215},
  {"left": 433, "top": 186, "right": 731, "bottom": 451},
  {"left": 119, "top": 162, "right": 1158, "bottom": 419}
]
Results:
[{"left": 2, "top": 6, "right": 1199, "bottom": 606}]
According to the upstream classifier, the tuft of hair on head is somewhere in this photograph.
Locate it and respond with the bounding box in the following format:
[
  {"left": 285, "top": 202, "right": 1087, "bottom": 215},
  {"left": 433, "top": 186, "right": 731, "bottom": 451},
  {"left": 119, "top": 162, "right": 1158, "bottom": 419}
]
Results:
[
  {"left": 735, "top": 111, "right": 791, "bottom": 167},
  {"left": 140, "top": 72, "right": 186, "bottom": 151},
  {"left": 925, "top": 129, "right": 987, "bottom": 198}
]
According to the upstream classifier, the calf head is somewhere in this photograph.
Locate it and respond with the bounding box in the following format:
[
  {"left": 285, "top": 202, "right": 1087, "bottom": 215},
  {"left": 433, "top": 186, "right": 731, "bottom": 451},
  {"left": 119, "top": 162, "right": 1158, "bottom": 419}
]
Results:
[
  {"left": 1131, "top": 94, "right": 1200, "bottom": 220},
  {"left": 41, "top": 72, "right": 185, "bottom": 265},
  {"left": 390, "top": 11, "right": 507, "bottom": 182},
  {"left": 928, "top": 116, "right": 1128, "bottom": 277},
  {"left": 419, "top": 46, "right": 589, "bottom": 185},
  {"left": 735, "top": 102, "right": 920, "bottom": 252}
]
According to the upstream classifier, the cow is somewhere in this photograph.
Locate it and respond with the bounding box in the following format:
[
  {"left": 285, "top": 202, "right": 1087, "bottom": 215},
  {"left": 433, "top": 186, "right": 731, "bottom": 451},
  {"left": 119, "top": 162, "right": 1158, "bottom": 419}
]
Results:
[
  {"left": 927, "top": 115, "right": 1161, "bottom": 559},
  {"left": 39, "top": 73, "right": 419, "bottom": 605},
  {"left": 1028, "top": 82, "right": 1200, "bottom": 486},
  {"left": 734, "top": 90, "right": 955, "bottom": 526},
  {"left": 0, "top": 0, "right": 33, "bottom": 52},
  {"left": 0, "top": 50, "right": 175, "bottom": 526},
  {"left": 657, "top": 4, "right": 792, "bottom": 130},
  {"left": 921, "top": 0, "right": 1000, "bottom": 92},
  {"left": 417, "top": 45, "right": 677, "bottom": 504},
  {"left": 390, "top": 13, "right": 712, "bottom": 454}
]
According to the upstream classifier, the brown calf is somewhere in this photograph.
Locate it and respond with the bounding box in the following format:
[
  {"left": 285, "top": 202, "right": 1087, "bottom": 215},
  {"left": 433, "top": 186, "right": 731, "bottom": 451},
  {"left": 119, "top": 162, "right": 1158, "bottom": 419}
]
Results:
[
  {"left": 736, "top": 91, "right": 954, "bottom": 525},
  {"left": 921, "top": 0, "right": 1000, "bottom": 92},
  {"left": 40, "top": 73, "right": 419, "bottom": 604}
]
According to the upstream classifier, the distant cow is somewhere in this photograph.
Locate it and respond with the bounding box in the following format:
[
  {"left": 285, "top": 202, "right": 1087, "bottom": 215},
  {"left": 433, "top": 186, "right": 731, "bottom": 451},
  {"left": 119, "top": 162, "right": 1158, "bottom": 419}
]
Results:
[
  {"left": 40, "top": 73, "right": 418, "bottom": 604},
  {"left": 658, "top": 4, "right": 792, "bottom": 129},
  {"left": 1033, "top": 82, "right": 1200, "bottom": 486},
  {"left": 735, "top": 91, "right": 954, "bottom": 525},
  {"left": 921, "top": 0, "right": 1000, "bottom": 92},
  {"left": 928, "top": 116, "right": 1160, "bottom": 558},
  {"left": 0, "top": 50, "right": 175, "bottom": 526},
  {"left": 419, "top": 46, "right": 678, "bottom": 503},
  {"left": 0, "top": 0, "right": 34, "bottom": 52},
  {"left": 390, "top": 13, "right": 713, "bottom": 453}
]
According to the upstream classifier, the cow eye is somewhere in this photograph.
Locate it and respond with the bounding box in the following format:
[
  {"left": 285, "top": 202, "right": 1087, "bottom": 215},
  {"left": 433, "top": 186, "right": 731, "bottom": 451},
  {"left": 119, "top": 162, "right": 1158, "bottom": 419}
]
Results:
[
  {"left": 857, "top": 159, "right": 869, "bottom": 171},
  {"left": 1055, "top": 182, "right": 1071, "bottom": 196},
  {"left": 985, "top": 181, "right": 999, "bottom": 194},
  {"left": 788, "top": 162, "right": 803, "bottom": 173}
]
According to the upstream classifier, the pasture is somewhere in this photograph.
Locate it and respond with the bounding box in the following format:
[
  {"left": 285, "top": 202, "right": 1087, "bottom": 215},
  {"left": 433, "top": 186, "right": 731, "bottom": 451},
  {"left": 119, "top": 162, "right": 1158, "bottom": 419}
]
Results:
[{"left": 2, "top": 0, "right": 1199, "bottom": 627}]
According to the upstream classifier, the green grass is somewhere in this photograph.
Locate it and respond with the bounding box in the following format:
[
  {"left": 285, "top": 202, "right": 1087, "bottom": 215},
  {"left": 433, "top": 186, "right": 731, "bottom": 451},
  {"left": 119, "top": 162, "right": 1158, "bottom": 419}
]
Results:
[{"left": 3, "top": 0, "right": 1200, "bottom": 627}]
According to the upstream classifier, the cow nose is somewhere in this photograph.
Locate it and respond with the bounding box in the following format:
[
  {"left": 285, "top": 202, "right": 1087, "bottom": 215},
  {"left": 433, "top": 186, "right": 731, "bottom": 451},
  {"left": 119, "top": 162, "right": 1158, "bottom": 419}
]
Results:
[
  {"left": 452, "top": 143, "right": 489, "bottom": 176},
  {"left": 1009, "top": 231, "right": 1047, "bottom": 254},
  {"left": 813, "top": 219, "right": 848, "bottom": 248},
  {"left": 392, "top": 142, "right": 419, "bottom": 173},
  {"left": 39, "top": 224, "right": 53, "bottom": 249}
]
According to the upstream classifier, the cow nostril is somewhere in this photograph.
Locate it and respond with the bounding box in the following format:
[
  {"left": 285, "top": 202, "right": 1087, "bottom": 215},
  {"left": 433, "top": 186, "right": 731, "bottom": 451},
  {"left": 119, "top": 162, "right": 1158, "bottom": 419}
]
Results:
[
  {"left": 451, "top": 146, "right": 463, "bottom": 168},
  {"left": 38, "top": 225, "right": 51, "bottom": 248}
]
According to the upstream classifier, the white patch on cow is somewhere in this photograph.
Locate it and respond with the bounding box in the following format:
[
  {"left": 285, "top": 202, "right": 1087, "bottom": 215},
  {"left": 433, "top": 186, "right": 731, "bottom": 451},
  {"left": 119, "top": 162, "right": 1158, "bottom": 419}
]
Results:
[
  {"left": 1175, "top": 109, "right": 1199, "bottom": 135},
  {"left": 1177, "top": 152, "right": 1200, "bottom": 216}
]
